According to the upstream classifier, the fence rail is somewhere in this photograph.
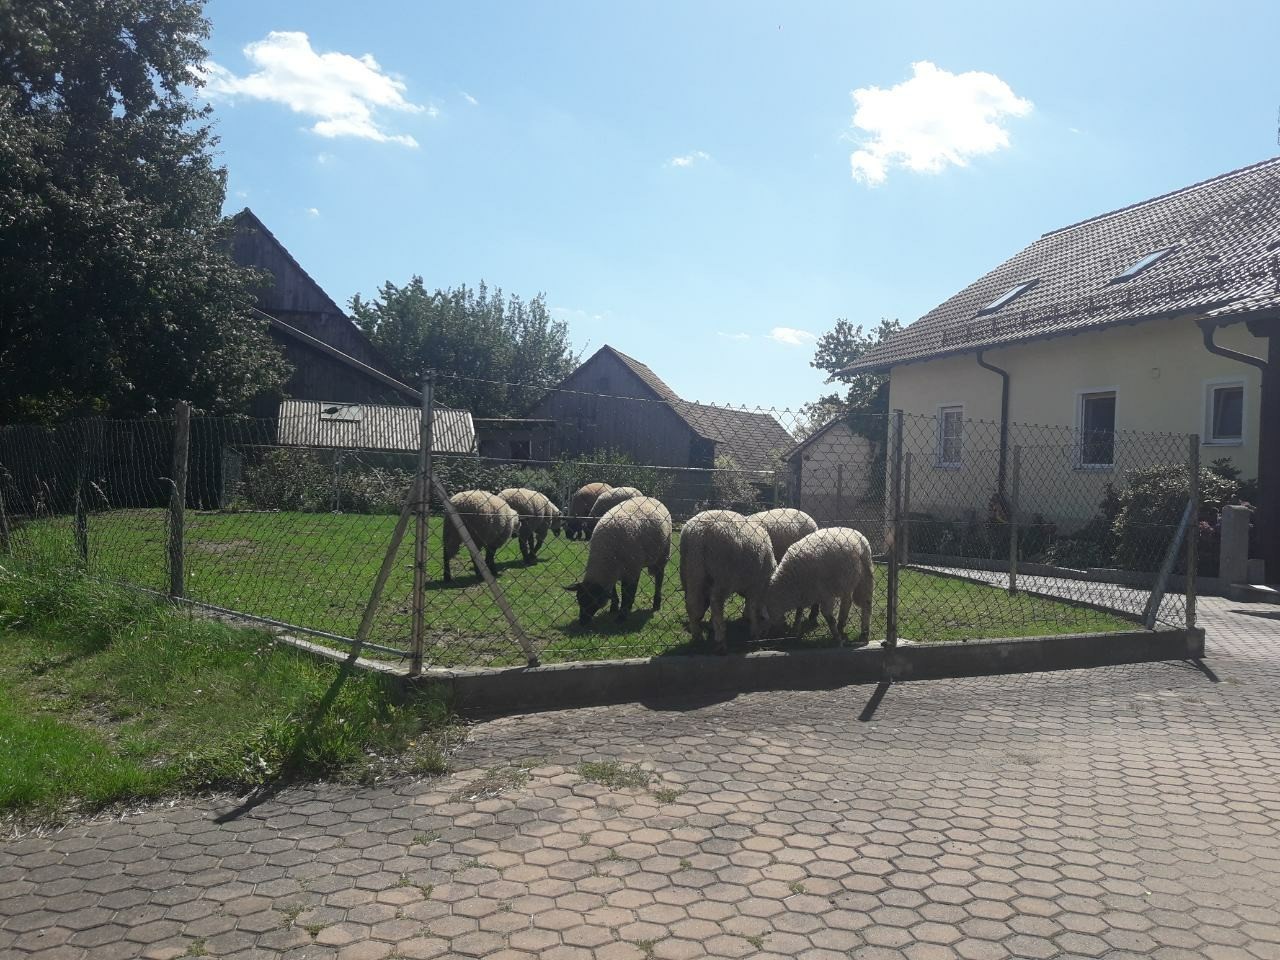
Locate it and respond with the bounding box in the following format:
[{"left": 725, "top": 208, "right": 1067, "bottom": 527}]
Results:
[{"left": 0, "top": 376, "right": 1205, "bottom": 673}]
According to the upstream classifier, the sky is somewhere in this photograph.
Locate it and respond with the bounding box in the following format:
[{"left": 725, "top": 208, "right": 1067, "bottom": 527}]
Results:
[{"left": 201, "top": 0, "right": 1280, "bottom": 412}]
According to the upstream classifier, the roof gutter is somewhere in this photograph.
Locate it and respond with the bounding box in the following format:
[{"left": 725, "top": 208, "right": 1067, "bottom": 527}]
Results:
[{"left": 975, "top": 350, "right": 1010, "bottom": 516}]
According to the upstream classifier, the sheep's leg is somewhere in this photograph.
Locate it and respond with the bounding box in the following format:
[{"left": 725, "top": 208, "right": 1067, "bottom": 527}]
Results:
[
  {"left": 522, "top": 529, "right": 535, "bottom": 564},
  {"left": 650, "top": 560, "right": 666, "bottom": 611},
  {"left": 685, "top": 581, "right": 708, "bottom": 644},
  {"left": 746, "top": 597, "right": 766, "bottom": 642},
  {"left": 858, "top": 595, "right": 872, "bottom": 646},
  {"left": 709, "top": 587, "right": 729, "bottom": 653},
  {"left": 791, "top": 608, "right": 806, "bottom": 636},
  {"left": 485, "top": 545, "right": 498, "bottom": 578},
  {"left": 443, "top": 547, "right": 453, "bottom": 583},
  {"left": 836, "top": 594, "right": 852, "bottom": 645},
  {"left": 535, "top": 528, "right": 547, "bottom": 555},
  {"left": 805, "top": 604, "right": 819, "bottom": 626},
  {"left": 608, "top": 584, "right": 619, "bottom": 614},
  {"left": 819, "top": 598, "right": 841, "bottom": 645},
  {"left": 618, "top": 579, "right": 638, "bottom": 621}
]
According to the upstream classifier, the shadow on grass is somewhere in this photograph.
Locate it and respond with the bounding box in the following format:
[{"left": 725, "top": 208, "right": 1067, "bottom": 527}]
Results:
[{"left": 214, "top": 649, "right": 365, "bottom": 824}]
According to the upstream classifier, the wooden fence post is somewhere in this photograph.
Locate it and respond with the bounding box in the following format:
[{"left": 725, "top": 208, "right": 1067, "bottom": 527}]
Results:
[
  {"left": 350, "top": 475, "right": 423, "bottom": 661},
  {"left": 1008, "top": 445, "right": 1021, "bottom": 594},
  {"left": 409, "top": 371, "right": 435, "bottom": 677},
  {"left": 168, "top": 402, "right": 191, "bottom": 599}
]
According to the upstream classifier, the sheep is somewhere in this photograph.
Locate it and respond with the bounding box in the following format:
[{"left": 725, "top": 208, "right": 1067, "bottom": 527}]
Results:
[
  {"left": 565, "top": 482, "right": 612, "bottom": 540},
  {"left": 547, "top": 502, "right": 563, "bottom": 538},
  {"left": 443, "top": 490, "right": 520, "bottom": 582},
  {"left": 585, "top": 485, "right": 643, "bottom": 538},
  {"left": 679, "top": 510, "right": 776, "bottom": 653},
  {"left": 749, "top": 507, "right": 820, "bottom": 625},
  {"left": 498, "top": 487, "right": 557, "bottom": 563},
  {"left": 564, "top": 496, "right": 672, "bottom": 624},
  {"left": 765, "top": 527, "right": 874, "bottom": 646}
]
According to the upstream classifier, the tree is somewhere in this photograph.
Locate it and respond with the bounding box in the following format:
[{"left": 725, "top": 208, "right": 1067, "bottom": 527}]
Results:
[
  {"left": 0, "top": 0, "right": 286, "bottom": 421},
  {"left": 351, "top": 278, "right": 578, "bottom": 417},
  {"left": 796, "top": 318, "right": 902, "bottom": 439}
]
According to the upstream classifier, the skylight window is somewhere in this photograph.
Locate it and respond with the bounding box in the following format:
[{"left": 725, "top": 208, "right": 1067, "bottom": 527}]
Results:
[
  {"left": 1115, "top": 246, "right": 1175, "bottom": 281},
  {"left": 978, "top": 280, "right": 1036, "bottom": 314}
]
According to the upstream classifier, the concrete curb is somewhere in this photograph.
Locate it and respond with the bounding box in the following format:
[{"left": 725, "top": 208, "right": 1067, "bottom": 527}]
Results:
[{"left": 414, "top": 627, "right": 1206, "bottom": 717}]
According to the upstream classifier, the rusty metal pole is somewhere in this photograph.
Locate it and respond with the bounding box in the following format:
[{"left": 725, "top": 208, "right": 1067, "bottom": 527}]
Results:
[
  {"left": 1186, "top": 434, "right": 1199, "bottom": 630},
  {"left": 886, "top": 410, "right": 903, "bottom": 649},
  {"left": 1008, "top": 445, "right": 1021, "bottom": 594},
  {"left": 901, "top": 452, "right": 913, "bottom": 564},
  {"left": 410, "top": 371, "right": 435, "bottom": 677}
]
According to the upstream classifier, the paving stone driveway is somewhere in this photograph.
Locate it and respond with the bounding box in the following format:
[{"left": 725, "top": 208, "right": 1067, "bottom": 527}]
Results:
[{"left": 4, "top": 597, "right": 1280, "bottom": 960}]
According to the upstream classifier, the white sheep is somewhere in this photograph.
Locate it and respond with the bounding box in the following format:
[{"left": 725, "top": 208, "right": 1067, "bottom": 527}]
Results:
[
  {"left": 443, "top": 490, "right": 520, "bottom": 582},
  {"left": 749, "top": 507, "right": 820, "bottom": 625},
  {"left": 564, "top": 496, "right": 672, "bottom": 624},
  {"left": 766, "top": 527, "right": 874, "bottom": 646},
  {"left": 498, "top": 487, "right": 557, "bottom": 563},
  {"left": 680, "top": 510, "right": 776, "bottom": 653},
  {"left": 565, "top": 482, "right": 611, "bottom": 540},
  {"left": 585, "top": 485, "right": 644, "bottom": 538}
]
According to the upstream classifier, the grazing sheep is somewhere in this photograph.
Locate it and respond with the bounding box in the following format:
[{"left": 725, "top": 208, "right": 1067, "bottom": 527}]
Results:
[
  {"left": 443, "top": 490, "right": 520, "bottom": 582},
  {"left": 547, "top": 502, "right": 563, "bottom": 538},
  {"left": 585, "top": 485, "right": 643, "bottom": 538},
  {"left": 498, "top": 487, "right": 557, "bottom": 563},
  {"left": 680, "top": 510, "right": 776, "bottom": 653},
  {"left": 749, "top": 508, "right": 820, "bottom": 625},
  {"left": 565, "top": 482, "right": 612, "bottom": 540},
  {"left": 766, "top": 527, "right": 874, "bottom": 646},
  {"left": 564, "top": 496, "right": 672, "bottom": 624}
]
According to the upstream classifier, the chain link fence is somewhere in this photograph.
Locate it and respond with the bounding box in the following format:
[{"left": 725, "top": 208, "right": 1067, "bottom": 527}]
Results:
[{"left": 0, "top": 375, "right": 1204, "bottom": 672}]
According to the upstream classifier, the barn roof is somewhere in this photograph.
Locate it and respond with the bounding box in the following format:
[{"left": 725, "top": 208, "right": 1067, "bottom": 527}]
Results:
[
  {"left": 846, "top": 156, "right": 1280, "bottom": 373},
  {"left": 567, "top": 346, "right": 794, "bottom": 472}
]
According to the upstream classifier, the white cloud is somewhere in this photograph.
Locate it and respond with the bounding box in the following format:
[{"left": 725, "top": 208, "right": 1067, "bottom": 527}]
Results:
[
  {"left": 306, "top": 207, "right": 320, "bottom": 217},
  {"left": 202, "top": 31, "right": 424, "bottom": 147},
  {"left": 717, "top": 332, "right": 750, "bottom": 341},
  {"left": 668, "top": 150, "right": 711, "bottom": 168},
  {"left": 462, "top": 91, "right": 478, "bottom": 106},
  {"left": 848, "top": 61, "right": 1032, "bottom": 185},
  {"left": 767, "top": 327, "right": 816, "bottom": 346}
]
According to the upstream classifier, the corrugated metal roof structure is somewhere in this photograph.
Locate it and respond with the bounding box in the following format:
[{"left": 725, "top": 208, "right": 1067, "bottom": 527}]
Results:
[
  {"left": 277, "top": 400, "right": 476, "bottom": 454},
  {"left": 847, "top": 156, "right": 1280, "bottom": 372}
]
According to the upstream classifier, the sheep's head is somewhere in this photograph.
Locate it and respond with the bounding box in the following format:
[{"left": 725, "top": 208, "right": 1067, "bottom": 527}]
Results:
[{"left": 563, "top": 581, "right": 611, "bottom": 625}]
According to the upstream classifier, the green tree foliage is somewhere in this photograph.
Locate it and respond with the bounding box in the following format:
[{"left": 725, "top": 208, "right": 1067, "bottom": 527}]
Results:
[
  {"left": 796, "top": 318, "right": 902, "bottom": 439},
  {"left": 0, "top": 0, "right": 287, "bottom": 422},
  {"left": 351, "top": 279, "right": 577, "bottom": 418}
]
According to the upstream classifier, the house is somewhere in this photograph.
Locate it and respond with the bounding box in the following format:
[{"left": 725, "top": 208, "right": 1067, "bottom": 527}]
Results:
[
  {"left": 785, "top": 418, "right": 878, "bottom": 528},
  {"left": 473, "top": 418, "right": 558, "bottom": 463},
  {"left": 844, "top": 157, "right": 1280, "bottom": 578},
  {"left": 525, "top": 345, "right": 794, "bottom": 513}
]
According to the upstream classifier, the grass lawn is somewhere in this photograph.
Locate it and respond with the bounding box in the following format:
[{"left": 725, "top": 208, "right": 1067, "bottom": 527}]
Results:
[
  {"left": 12, "top": 509, "right": 1137, "bottom": 668},
  {"left": 0, "top": 561, "right": 451, "bottom": 821}
]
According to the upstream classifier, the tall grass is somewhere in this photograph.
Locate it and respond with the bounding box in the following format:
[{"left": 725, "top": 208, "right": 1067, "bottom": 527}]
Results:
[{"left": 0, "top": 560, "right": 451, "bottom": 818}]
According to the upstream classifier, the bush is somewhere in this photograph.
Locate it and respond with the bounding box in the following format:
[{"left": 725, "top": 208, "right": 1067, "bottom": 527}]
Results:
[
  {"left": 236, "top": 448, "right": 332, "bottom": 512},
  {"left": 1111, "top": 464, "right": 1239, "bottom": 574}
]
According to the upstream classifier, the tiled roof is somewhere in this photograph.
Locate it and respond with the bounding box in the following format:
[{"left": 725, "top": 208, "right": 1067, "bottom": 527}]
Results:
[
  {"left": 673, "top": 400, "right": 795, "bottom": 473},
  {"left": 847, "top": 156, "right": 1280, "bottom": 372},
  {"left": 587, "top": 347, "right": 793, "bottom": 472}
]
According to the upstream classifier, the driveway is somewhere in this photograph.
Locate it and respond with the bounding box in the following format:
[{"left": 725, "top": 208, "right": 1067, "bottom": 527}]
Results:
[{"left": 3, "top": 596, "right": 1280, "bottom": 959}]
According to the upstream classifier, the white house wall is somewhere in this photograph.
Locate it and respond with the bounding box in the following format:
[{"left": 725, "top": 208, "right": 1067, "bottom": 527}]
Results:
[{"left": 887, "top": 315, "right": 1264, "bottom": 529}]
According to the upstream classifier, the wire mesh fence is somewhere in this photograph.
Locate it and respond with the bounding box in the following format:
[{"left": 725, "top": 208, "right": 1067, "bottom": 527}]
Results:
[{"left": 0, "top": 374, "right": 1201, "bottom": 672}]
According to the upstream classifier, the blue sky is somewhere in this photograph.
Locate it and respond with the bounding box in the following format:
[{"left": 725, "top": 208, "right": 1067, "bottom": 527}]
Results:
[{"left": 202, "top": 0, "right": 1280, "bottom": 412}]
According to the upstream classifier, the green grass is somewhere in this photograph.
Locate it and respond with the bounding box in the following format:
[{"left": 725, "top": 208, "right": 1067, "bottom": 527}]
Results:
[
  {"left": 578, "top": 759, "right": 652, "bottom": 790},
  {"left": 0, "top": 560, "right": 451, "bottom": 820},
  {"left": 13, "top": 509, "right": 1136, "bottom": 668}
]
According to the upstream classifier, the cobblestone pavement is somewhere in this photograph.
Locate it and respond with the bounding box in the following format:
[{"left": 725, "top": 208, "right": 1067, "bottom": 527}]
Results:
[{"left": 4, "top": 597, "right": 1280, "bottom": 960}]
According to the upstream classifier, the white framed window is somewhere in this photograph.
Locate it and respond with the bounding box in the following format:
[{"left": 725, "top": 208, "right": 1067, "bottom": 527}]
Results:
[
  {"left": 937, "top": 405, "right": 963, "bottom": 467},
  {"left": 1205, "top": 379, "right": 1245, "bottom": 445},
  {"left": 1076, "top": 389, "right": 1117, "bottom": 468}
]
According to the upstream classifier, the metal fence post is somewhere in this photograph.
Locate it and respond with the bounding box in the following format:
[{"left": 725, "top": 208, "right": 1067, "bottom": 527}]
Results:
[
  {"left": 73, "top": 422, "right": 90, "bottom": 568},
  {"left": 410, "top": 371, "right": 435, "bottom": 677},
  {"left": 0, "top": 479, "right": 11, "bottom": 556},
  {"left": 1008, "top": 445, "right": 1021, "bottom": 594},
  {"left": 901, "top": 452, "right": 912, "bottom": 564},
  {"left": 1186, "top": 434, "right": 1199, "bottom": 630},
  {"left": 886, "top": 410, "right": 903, "bottom": 649},
  {"left": 168, "top": 402, "right": 191, "bottom": 599}
]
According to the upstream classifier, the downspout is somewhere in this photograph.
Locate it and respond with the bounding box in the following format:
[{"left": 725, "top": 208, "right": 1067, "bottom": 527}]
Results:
[
  {"left": 975, "top": 349, "right": 1011, "bottom": 516},
  {"left": 1198, "top": 319, "right": 1268, "bottom": 372}
]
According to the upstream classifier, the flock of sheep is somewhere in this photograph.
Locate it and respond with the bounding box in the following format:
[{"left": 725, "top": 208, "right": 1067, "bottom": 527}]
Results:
[{"left": 440, "top": 482, "right": 875, "bottom": 651}]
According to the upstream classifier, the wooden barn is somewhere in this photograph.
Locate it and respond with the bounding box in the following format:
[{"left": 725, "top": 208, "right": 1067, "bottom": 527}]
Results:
[{"left": 526, "top": 345, "right": 793, "bottom": 513}]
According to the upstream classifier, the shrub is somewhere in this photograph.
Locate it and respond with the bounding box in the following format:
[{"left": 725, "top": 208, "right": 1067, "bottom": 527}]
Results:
[
  {"left": 235, "top": 448, "right": 332, "bottom": 512},
  {"left": 1111, "top": 464, "right": 1239, "bottom": 573}
]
